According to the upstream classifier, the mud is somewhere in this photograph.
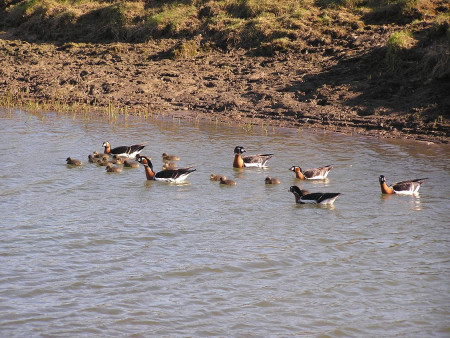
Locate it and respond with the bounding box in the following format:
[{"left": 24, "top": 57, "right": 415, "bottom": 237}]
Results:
[{"left": 0, "top": 33, "right": 448, "bottom": 144}]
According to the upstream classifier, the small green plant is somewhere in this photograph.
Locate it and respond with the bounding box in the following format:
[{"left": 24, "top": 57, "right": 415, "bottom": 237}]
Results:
[{"left": 385, "top": 29, "right": 415, "bottom": 72}]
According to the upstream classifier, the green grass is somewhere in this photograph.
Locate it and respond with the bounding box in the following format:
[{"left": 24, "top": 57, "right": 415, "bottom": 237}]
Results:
[
  {"left": 386, "top": 29, "right": 415, "bottom": 72},
  {"left": 0, "top": 0, "right": 448, "bottom": 58}
]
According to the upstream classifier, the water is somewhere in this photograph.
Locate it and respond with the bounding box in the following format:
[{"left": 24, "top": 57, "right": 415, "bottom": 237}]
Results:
[{"left": 0, "top": 109, "right": 449, "bottom": 336}]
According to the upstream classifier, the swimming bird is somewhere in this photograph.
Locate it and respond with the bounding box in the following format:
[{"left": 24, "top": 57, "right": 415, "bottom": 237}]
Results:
[
  {"left": 265, "top": 176, "right": 281, "bottom": 184},
  {"left": 96, "top": 158, "right": 113, "bottom": 166},
  {"left": 289, "top": 185, "right": 340, "bottom": 205},
  {"left": 137, "top": 156, "right": 196, "bottom": 183},
  {"left": 102, "top": 141, "right": 146, "bottom": 159},
  {"left": 92, "top": 151, "right": 109, "bottom": 160},
  {"left": 123, "top": 160, "right": 139, "bottom": 168},
  {"left": 162, "top": 162, "right": 178, "bottom": 170},
  {"left": 162, "top": 152, "right": 180, "bottom": 161},
  {"left": 66, "top": 157, "right": 82, "bottom": 166},
  {"left": 219, "top": 176, "right": 237, "bottom": 186},
  {"left": 210, "top": 173, "right": 225, "bottom": 181},
  {"left": 105, "top": 163, "right": 122, "bottom": 173},
  {"left": 379, "top": 175, "right": 427, "bottom": 194},
  {"left": 289, "top": 165, "right": 332, "bottom": 180},
  {"left": 233, "top": 146, "right": 273, "bottom": 168},
  {"left": 112, "top": 154, "right": 127, "bottom": 164}
]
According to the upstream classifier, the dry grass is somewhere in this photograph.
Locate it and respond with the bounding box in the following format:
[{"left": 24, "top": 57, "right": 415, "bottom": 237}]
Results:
[{"left": 0, "top": 0, "right": 448, "bottom": 60}]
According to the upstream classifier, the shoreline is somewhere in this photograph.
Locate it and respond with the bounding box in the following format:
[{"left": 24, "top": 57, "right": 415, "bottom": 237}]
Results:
[{"left": 0, "top": 38, "right": 448, "bottom": 144}]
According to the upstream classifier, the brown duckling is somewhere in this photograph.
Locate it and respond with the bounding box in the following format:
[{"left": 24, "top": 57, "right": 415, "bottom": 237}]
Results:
[
  {"left": 96, "top": 158, "right": 113, "bottom": 166},
  {"left": 210, "top": 173, "right": 225, "bottom": 181},
  {"left": 219, "top": 176, "right": 237, "bottom": 186},
  {"left": 66, "top": 157, "right": 83, "bottom": 166},
  {"left": 124, "top": 160, "right": 139, "bottom": 168},
  {"left": 162, "top": 152, "right": 180, "bottom": 161},
  {"left": 265, "top": 176, "right": 281, "bottom": 184},
  {"left": 162, "top": 162, "right": 178, "bottom": 170},
  {"left": 93, "top": 151, "right": 109, "bottom": 160},
  {"left": 112, "top": 155, "right": 126, "bottom": 165},
  {"left": 105, "top": 163, "right": 122, "bottom": 173}
]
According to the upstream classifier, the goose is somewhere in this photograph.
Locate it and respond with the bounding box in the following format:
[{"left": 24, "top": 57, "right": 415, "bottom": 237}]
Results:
[
  {"left": 233, "top": 146, "right": 273, "bottom": 168},
  {"left": 137, "top": 156, "right": 196, "bottom": 183},
  {"left": 379, "top": 175, "right": 427, "bottom": 194},
  {"left": 102, "top": 141, "right": 146, "bottom": 158},
  {"left": 289, "top": 185, "right": 340, "bottom": 205},
  {"left": 289, "top": 165, "right": 332, "bottom": 180}
]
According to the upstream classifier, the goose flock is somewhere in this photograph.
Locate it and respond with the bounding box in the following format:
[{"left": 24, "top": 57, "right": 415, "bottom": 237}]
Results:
[{"left": 66, "top": 142, "right": 428, "bottom": 206}]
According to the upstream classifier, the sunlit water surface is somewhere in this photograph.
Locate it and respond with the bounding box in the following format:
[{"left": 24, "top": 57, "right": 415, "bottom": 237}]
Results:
[{"left": 0, "top": 109, "right": 449, "bottom": 336}]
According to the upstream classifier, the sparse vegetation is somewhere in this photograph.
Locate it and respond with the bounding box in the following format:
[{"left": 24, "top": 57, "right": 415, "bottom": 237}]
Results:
[{"left": 386, "top": 29, "right": 416, "bottom": 72}]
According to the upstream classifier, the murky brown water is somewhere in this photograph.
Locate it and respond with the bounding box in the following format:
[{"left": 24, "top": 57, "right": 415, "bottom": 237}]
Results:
[{"left": 1, "top": 109, "right": 449, "bottom": 336}]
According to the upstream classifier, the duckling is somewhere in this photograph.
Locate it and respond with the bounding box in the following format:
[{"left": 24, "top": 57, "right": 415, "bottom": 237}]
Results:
[
  {"left": 88, "top": 154, "right": 96, "bottom": 163},
  {"left": 233, "top": 146, "right": 273, "bottom": 168},
  {"left": 123, "top": 160, "right": 139, "bottom": 168},
  {"left": 112, "top": 155, "right": 125, "bottom": 165},
  {"left": 162, "top": 162, "right": 178, "bottom": 170},
  {"left": 96, "top": 158, "right": 113, "bottom": 166},
  {"left": 105, "top": 163, "right": 122, "bottom": 173},
  {"left": 379, "top": 175, "right": 427, "bottom": 194},
  {"left": 210, "top": 173, "right": 225, "bottom": 181},
  {"left": 162, "top": 152, "right": 180, "bottom": 161},
  {"left": 265, "top": 176, "right": 281, "bottom": 184},
  {"left": 92, "top": 151, "right": 109, "bottom": 160},
  {"left": 219, "top": 176, "right": 237, "bottom": 186},
  {"left": 66, "top": 157, "right": 83, "bottom": 166}
]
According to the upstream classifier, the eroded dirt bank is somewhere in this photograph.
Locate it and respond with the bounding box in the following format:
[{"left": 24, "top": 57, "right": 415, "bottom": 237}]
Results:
[{"left": 0, "top": 36, "right": 448, "bottom": 144}]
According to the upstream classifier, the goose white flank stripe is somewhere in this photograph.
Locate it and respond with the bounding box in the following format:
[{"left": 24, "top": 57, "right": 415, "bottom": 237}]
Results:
[
  {"left": 102, "top": 141, "right": 146, "bottom": 159},
  {"left": 289, "top": 165, "right": 332, "bottom": 180},
  {"left": 233, "top": 146, "right": 273, "bottom": 168},
  {"left": 289, "top": 186, "right": 340, "bottom": 205},
  {"left": 379, "top": 175, "right": 427, "bottom": 194},
  {"left": 137, "top": 156, "right": 196, "bottom": 183}
]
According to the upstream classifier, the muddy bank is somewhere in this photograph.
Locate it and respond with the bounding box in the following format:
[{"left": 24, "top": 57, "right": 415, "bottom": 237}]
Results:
[{"left": 0, "top": 36, "right": 448, "bottom": 144}]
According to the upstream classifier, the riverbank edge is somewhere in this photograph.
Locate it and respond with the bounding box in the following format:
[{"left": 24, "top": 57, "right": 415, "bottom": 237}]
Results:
[{"left": 1, "top": 97, "right": 447, "bottom": 146}]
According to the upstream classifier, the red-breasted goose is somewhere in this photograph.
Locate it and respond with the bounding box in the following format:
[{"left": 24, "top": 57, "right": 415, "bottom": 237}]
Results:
[
  {"left": 102, "top": 141, "right": 146, "bottom": 159},
  {"left": 233, "top": 146, "right": 273, "bottom": 168},
  {"left": 379, "top": 175, "right": 427, "bottom": 194},
  {"left": 137, "top": 156, "right": 196, "bottom": 183},
  {"left": 289, "top": 165, "right": 332, "bottom": 180},
  {"left": 289, "top": 185, "right": 340, "bottom": 205}
]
